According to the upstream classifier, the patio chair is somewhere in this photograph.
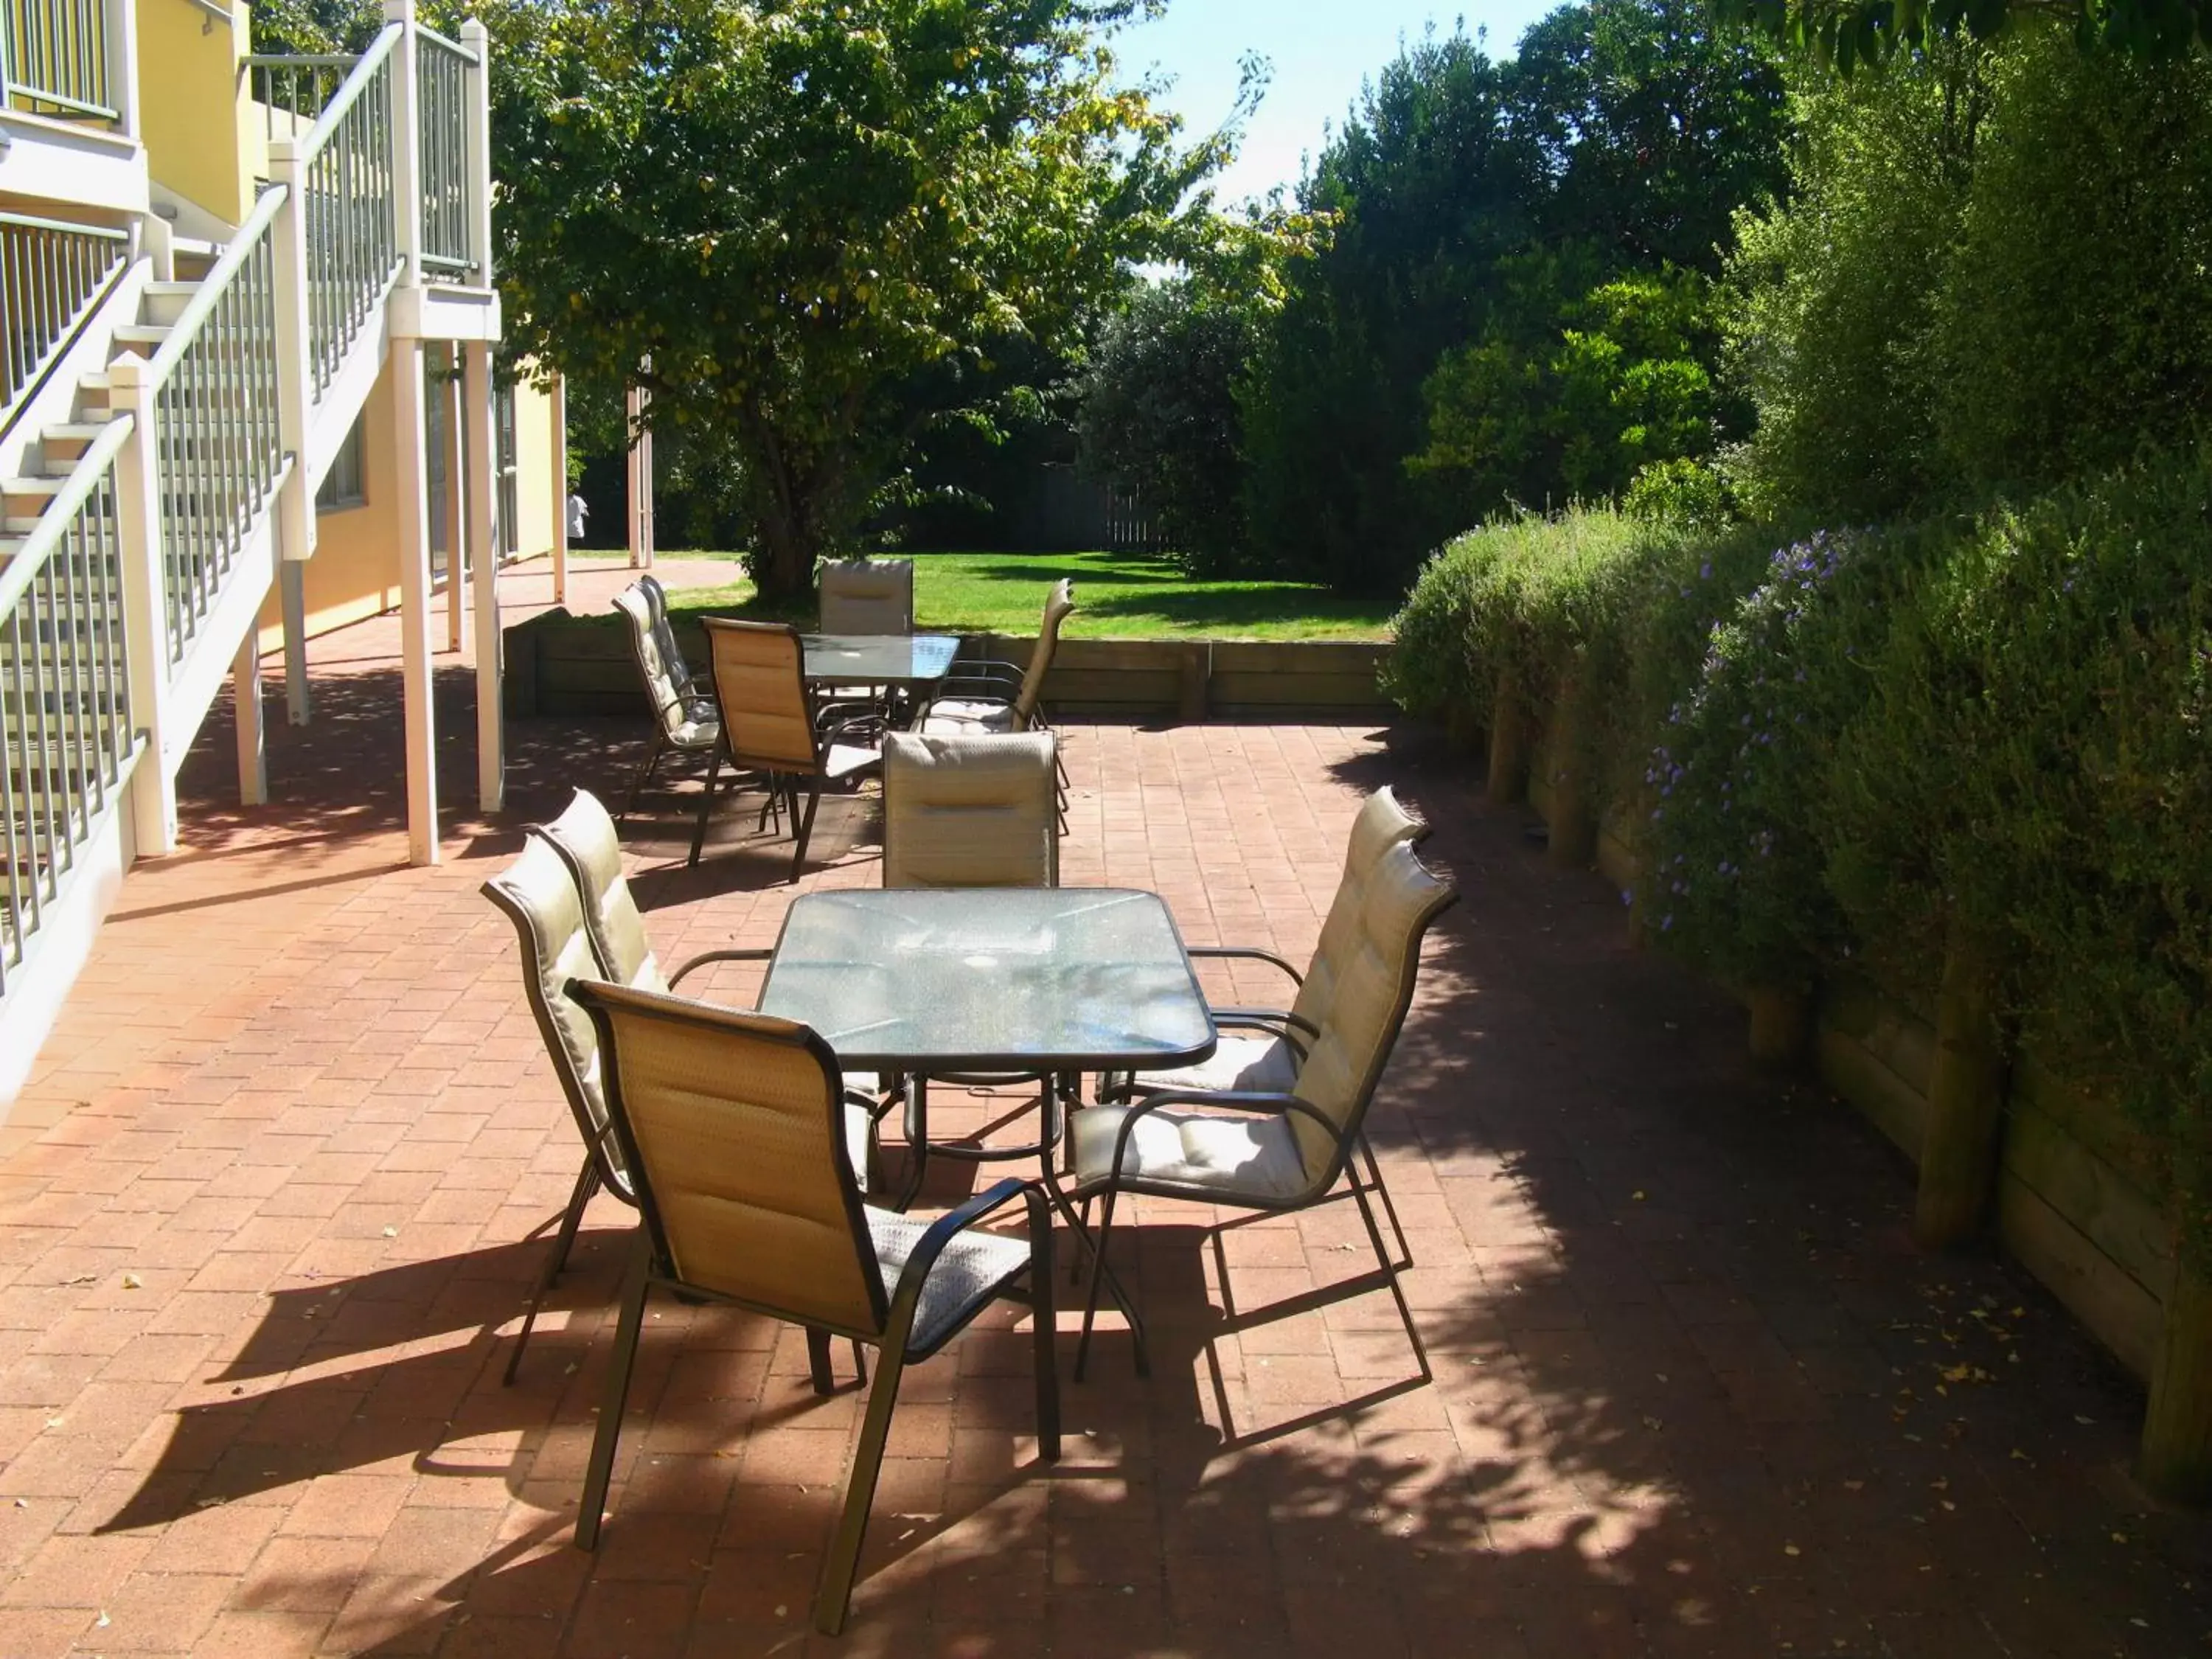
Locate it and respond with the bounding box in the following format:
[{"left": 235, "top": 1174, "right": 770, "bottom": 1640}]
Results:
[
  {"left": 818, "top": 558, "right": 915, "bottom": 635},
  {"left": 879, "top": 731, "right": 1062, "bottom": 1206},
  {"left": 1057, "top": 836, "right": 1458, "bottom": 1381},
  {"left": 1096, "top": 787, "right": 1431, "bottom": 1266},
  {"left": 612, "top": 581, "right": 718, "bottom": 822},
  {"left": 484, "top": 805, "right": 877, "bottom": 1382},
  {"left": 691, "top": 617, "right": 882, "bottom": 880},
  {"left": 919, "top": 577, "right": 1075, "bottom": 741},
  {"left": 881, "top": 731, "right": 1059, "bottom": 888},
  {"left": 565, "top": 978, "right": 1060, "bottom": 1635}
]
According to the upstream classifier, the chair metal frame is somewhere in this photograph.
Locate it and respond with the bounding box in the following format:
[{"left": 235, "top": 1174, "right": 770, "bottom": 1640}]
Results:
[{"left": 566, "top": 981, "right": 1060, "bottom": 1635}]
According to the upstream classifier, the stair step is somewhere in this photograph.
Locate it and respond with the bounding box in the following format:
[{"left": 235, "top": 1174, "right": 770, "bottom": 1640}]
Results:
[
  {"left": 142, "top": 282, "right": 200, "bottom": 327},
  {"left": 111, "top": 324, "right": 170, "bottom": 351},
  {"left": 36, "top": 423, "right": 118, "bottom": 469}
]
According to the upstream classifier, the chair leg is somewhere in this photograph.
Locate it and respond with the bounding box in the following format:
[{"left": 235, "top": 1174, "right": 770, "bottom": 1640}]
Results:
[
  {"left": 789, "top": 777, "right": 824, "bottom": 882},
  {"left": 574, "top": 1240, "right": 650, "bottom": 1551},
  {"left": 812, "top": 1339, "right": 911, "bottom": 1635},
  {"left": 893, "top": 1077, "right": 931, "bottom": 1213},
  {"left": 1358, "top": 1133, "right": 1413, "bottom": 1272},
  {"left": 1028, "top": 1193, "right": 1061, "bottom": 1461},
  {"left": 806, "top": 1327, "right": 836, "bottom": 1397},
  {"left": 619, "top": 734, "right": 666, "bottom": 823},
  {"left": 1349, "top": 1169, "right": 1430, "bottom": 1385},
  {"left": 504, "top": 1157, "right": 600, "bottom": 1385},
  {"left": 686, "top": 748, "right": 726, "bottom": 867},
  {"left": 1074, "top": 1187, "right": 1119, "bottom": 1383}
]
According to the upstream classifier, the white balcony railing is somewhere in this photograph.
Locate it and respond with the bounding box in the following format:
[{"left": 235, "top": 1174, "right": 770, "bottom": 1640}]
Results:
[{"left": 0, "top": 0, "right": 117, "bottom": 122}]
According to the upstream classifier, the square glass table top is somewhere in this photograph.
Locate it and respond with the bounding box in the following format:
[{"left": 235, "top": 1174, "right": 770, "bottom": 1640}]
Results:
[
  {"left": 800, "top": 633, "right": 962, "bottom": 686},
  {"left": 757, "top": 888, "right": 1217, "bottom": 1073}
]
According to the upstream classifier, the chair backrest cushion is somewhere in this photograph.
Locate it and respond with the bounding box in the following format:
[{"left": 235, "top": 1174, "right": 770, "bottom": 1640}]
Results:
[
  {"left": 703, "top": 617, "right": 818, "bottom": 772},
  {"left": 532, "top": 789, "right": 665, "bottom": 993},
  {"left": 1289, "top": 787, "right": 1427, "bottom": 1037},
  {"left": 639, "top": 575, "right": 698, "bottom": 697},
  {"left": 1287, "top": 839, "right": 1457, "bottom": 1185},
  {"left": 572, "top": 981, "right": 886, "bottom": 1335},
  {"left": 1013, "top": 579, "right": 1075, "bottom": 726},
  {"left": 615, "top": 585, "right": 695, "bottom": 742},
  {"left": 882, "top": 731, "right": 1059, "bottom": 888},
  {"left": 819, "top": 559, "right": 915, "bottom": 636},
  {"left": 481, "top": 839, "right": 630, "bottom": 1194}
]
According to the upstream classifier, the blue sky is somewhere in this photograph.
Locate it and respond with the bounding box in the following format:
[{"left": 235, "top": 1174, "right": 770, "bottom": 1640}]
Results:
[{"left": 1118, "top": 0, "right": 1563, "bottom": 208}]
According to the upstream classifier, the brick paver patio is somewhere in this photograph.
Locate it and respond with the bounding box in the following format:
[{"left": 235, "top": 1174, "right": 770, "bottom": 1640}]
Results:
[{"left": 1, "top": 556, "right": 2206, "bottom": 1656}]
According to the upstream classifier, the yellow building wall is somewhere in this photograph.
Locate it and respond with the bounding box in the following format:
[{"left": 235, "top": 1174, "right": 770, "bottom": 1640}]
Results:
[
  {"left": 256, "top": 359, "right": 568, "bottom": 651},
  {"left": 136, "top": 0, "right": 257, "bottom": 227},
  {"left": 507, "top": 375, "right": 559, "bottom": 560}
]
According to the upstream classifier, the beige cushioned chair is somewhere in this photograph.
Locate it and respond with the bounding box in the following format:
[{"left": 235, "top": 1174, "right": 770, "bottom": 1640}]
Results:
[
  {"left": 566, "top": 980, "right": 1060, "bottom": 1635},
  {"left": 818, "top": 558, "right": 915, "bottom": 635},
  {"left": 487, "top": 791, "right": 877, "bottom": 1383},
  {"left": 611, "top": 581, "right": 719, "bottom": 821},
  {"left": 691, "top": 618, "right": 881, "bottom": 880},
  {"left": 1059, "top": 836, "right": 1458, "bottom": 1380},
  {"left": 881, "top": 731, "right": 1059, "bottom": 888},
  {"left": 920, "top": 577, "right": 1075, "bottom": 739}
]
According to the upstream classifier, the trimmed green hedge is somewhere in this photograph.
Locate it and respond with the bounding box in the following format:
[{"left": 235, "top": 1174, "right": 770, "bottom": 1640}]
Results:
[{"left": 1386, "top": 459, "right": 2212, "bottom": 1247}]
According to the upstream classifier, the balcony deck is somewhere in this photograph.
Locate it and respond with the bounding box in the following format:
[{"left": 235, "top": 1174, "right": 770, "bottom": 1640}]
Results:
[{"left": 0, "top": 554, "right": 2205, "bottom": 1657}]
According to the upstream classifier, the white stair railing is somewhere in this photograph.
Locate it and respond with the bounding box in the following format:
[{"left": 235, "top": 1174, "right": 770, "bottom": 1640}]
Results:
[
  {"left": 414, "top": 22, "right": 478, "bottom": 283},
  {"left": 0, "top": 415, "right": 133, "bottom": 995},
  {"left": 132, "top": 186, "right": 287, "bottom": 668},
  {"left": 291, "top": 22, "right": 403, "bottom": 394},
  {"left": 1, "top": 213, "right": 129, "bottom": 433}
]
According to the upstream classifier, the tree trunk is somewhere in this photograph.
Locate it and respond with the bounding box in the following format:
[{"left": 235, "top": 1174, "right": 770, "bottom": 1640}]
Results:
[{"left": 1486, "top": 669, "right": 1529, "bottom": 804}]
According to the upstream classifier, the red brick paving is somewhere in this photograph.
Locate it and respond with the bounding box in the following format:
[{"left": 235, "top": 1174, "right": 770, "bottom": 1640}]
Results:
[{"left": 0, "top": 553, "right": 2207, "bottom": 1654}]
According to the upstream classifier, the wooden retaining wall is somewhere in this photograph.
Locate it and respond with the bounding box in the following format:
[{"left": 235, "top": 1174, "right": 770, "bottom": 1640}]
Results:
[
  {"left": 502, "top": 611, "right": 1391, "bottom": 722},
  {"left": 1481, "top": 690, "right": 2194, "bottom": 1486}
]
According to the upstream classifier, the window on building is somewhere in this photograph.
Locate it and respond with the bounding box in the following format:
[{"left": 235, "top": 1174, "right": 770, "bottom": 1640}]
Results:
[
  {"left": 496, "top": 383, "right": 521, "bottom": 558},
  {"left": 316, "top": 415, "right": 366, "bottom": 511}
]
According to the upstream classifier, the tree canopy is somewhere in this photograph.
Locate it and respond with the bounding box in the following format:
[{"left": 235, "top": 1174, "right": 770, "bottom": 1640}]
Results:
[{"left": 480, "top": 0, "right": 1249, "bottom": 594}]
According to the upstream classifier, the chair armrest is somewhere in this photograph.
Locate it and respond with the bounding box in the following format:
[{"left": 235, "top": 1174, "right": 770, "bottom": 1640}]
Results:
[
  {"left": 883, "top": 1178, "right": 1037, "bottom": 1333},
  {"left": 1189, "top": 945, "right": 1305, "bottom": 987},
  {"left": 666, "top": 947, "right": 773, "bottom": 990},
  {"left": 1211, "top": 1006, "right": 1319, "bottom": 1040},
  {"left": 1102, "top": 1091, "right": 1349, "bottom": 1180}
]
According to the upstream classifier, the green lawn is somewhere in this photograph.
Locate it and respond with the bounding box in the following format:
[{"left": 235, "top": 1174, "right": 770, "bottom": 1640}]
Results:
[{"left": 571, "top": 549, "right": 1393, "bottom": 641}]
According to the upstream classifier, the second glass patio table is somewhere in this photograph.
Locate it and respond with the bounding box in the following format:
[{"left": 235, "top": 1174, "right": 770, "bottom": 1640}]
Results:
[{"left": 800, "top": 633, "right": 962, "bottom": 689}]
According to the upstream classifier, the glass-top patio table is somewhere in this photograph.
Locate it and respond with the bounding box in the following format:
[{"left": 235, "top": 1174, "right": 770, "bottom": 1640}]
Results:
[
  {"left": 758, "top": 886, "right": 1211, "bottom": 1371},
  {"left": 801, "top": 633, "right": 962, "bottom": 688}
]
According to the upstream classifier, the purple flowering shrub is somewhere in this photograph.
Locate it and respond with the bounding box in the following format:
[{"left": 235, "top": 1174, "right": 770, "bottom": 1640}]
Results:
[{"left": 1641, "top": 527, "right": 1913, "bottom": 990}]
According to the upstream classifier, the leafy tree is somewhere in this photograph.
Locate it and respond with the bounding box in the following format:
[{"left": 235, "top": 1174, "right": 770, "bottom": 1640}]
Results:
[
  {"left": 1413, "top": 262, "right": 1722, "bottom": 509},
  {"left": 1714, "top": 0, "right": 2212, "bottom": 70},
  {"left": 481, "top": 0, "right": 1239, "bottom": 597},
  {"left": 1077, "top": 277, "right": 1263, "bottom": 574},
  {"left": 1239, "top": 29, "right": 1541, "bottom": 595}
]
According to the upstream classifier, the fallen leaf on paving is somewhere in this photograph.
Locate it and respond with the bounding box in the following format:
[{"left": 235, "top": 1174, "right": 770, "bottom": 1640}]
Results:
[{"left": 120, "top": 1272, "right": 142, "bottom": 1290}]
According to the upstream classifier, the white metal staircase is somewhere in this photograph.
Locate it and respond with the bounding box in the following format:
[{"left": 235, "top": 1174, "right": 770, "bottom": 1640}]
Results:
[{"left": 0, "top": 0, "right": 498, "bottom": 1099}]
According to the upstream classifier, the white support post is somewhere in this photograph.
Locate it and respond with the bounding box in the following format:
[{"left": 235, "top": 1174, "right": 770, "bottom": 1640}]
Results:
[
  {"left": 461, "top": 18, "right": 494, "bottom": 286},
  {"left": 279, "top": 558, "right": 311, "bottom": 725},
  {"left": 550, "top": 374, "right": 569, "bottom": 603},
  {"left": 386, "top": 0, "right": 422, "bottom": 288},
  {"left": 440, "top": 349, "right": 465, "bottom": 653},
  {"left": 625, "top": 383, "right": 644, "bottom": 570},
  {"left": 464, "top": 342, "right": 502, "bottom": 811},
  {"left": 105, "top": 0, "right": 141, "bottom": 142},
  {"left": 392, "top": 337, "right": 439, "bottom": 866},
  {"left": 641, "top": 416, "right": 655, "bottom": 567},
  {"left": 105, "top": 361, "right": 176, "bottom": 857},
  {"left": 266, "top": 141, "right": 320, "bottom": 582},
  {"left": 232, "top": 634, "right": 266, "bottom": 806}
]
